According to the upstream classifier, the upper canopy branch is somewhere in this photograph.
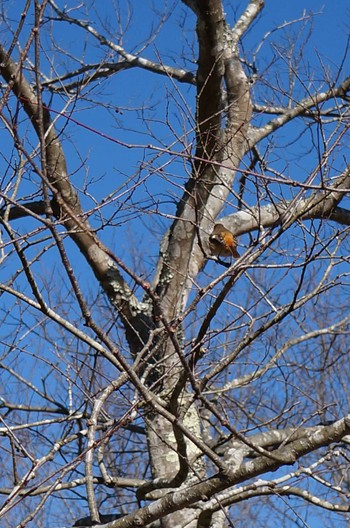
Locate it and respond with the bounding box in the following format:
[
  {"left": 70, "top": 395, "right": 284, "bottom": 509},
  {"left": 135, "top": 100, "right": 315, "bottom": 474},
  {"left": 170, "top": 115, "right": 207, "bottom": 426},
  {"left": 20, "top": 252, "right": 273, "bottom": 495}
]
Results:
[
  {"left": 249, "top": 75, "right": 350, "bottom": 146},
  {"left": 41, "top": 62, "right": 195, "bottom": 94},
  {"left": 231, "top": 0, "right": 265, "bottom": 45},
  {"left": 47, "top": 0, "right": 194, "bottom": 89}
]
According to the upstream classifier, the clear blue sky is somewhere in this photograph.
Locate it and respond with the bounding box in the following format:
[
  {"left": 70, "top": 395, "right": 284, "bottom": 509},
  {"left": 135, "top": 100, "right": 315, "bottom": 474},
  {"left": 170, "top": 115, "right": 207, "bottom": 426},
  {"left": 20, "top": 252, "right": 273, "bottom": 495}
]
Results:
[{"left": 0, "top": 2, "right": 349, "bottom": 526}]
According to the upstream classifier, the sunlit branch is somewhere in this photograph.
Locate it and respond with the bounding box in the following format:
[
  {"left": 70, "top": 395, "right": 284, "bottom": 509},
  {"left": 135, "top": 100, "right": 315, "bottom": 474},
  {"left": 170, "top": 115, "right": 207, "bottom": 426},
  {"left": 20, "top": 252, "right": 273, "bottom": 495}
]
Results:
[{"left": 250, "top": 75, "right": 350, "bottom": 144}]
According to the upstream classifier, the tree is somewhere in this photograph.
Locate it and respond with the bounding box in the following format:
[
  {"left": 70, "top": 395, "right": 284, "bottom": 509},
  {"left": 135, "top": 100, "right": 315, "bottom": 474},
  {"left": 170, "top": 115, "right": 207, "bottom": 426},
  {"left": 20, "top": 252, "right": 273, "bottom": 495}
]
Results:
[{"left": 0, "top": 0, "right": 349, "bottom": 526}]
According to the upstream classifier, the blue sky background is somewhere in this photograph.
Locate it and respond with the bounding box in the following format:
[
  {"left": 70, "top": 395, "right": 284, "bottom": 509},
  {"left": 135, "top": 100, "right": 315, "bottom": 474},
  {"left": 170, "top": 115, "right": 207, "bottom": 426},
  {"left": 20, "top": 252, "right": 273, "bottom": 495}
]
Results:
[
  {"left": 31, "top": 0, "right": 349, "bottom": 275},
  {"left": 0, "top": 1, "right": 350, "bottom": 527}
]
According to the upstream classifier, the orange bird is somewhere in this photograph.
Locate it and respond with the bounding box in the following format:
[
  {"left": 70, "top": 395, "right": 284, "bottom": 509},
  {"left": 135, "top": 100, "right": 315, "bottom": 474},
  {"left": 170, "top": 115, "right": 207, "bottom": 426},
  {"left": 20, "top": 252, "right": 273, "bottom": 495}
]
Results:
[{"left": 209, "top": 223, "right": 240, "bottom": 258}]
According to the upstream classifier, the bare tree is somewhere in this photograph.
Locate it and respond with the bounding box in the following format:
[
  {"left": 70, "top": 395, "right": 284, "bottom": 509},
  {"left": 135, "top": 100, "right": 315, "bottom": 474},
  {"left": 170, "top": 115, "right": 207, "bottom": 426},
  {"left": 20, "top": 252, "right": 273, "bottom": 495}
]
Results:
[{"left": 0, "top": 1, "right": 350, "bottom": 527}]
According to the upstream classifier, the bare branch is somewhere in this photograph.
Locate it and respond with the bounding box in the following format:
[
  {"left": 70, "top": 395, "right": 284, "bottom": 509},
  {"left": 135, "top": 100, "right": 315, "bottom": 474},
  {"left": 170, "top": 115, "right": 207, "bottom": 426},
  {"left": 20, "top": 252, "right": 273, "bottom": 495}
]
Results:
[{"left": 249, "top": 75, "right": 350, "bottom": 145}]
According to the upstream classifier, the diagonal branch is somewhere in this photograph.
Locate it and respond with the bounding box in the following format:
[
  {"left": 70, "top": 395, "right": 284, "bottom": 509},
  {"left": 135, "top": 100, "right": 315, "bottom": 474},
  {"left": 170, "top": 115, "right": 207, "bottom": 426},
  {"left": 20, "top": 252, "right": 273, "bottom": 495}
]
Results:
[
  {"left": 249, "top": 75, "right": 350, "bottom": 145},
  {"left": 109, "top": 416, "right": 350, "bottom": 527},
  {"left": 47, "top": 0, "right": 194, "bottom": 86},
  {"left": 0, "top": 43, "right": 151, "bottom": 353},
  {"left": 217, "top": 165, "right": 350, "bottom": 236}
]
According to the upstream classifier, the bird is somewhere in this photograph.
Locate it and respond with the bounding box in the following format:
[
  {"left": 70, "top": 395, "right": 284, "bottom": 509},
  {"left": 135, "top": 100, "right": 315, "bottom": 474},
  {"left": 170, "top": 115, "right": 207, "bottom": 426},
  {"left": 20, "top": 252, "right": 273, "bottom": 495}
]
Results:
[{"left": 209, "top": 223, "right": 240, "bottom": 258}]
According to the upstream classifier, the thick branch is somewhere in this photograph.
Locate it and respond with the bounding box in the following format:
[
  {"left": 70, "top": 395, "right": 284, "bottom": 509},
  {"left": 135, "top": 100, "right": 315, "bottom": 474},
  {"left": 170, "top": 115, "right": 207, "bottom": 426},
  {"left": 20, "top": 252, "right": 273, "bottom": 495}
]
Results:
[
  {"left": 155, "top": 2, "right": 253, "bottom": 314},
  {"left": 217, "top": 165, "right": 350, "bottom": 236},
  {"left": 0, "top": 43, "right": 151, "bottom": 352},
  {"left": 110, "top": 416, "right": 350, "bottom": 527}
]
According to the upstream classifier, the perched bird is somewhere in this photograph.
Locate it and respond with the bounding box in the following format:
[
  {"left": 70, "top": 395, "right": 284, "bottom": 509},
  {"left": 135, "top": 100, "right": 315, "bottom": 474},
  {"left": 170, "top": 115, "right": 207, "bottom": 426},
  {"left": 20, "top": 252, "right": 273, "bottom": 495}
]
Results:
[{"left": 209, "top": 223, "right": 240, "bottom": 258}]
